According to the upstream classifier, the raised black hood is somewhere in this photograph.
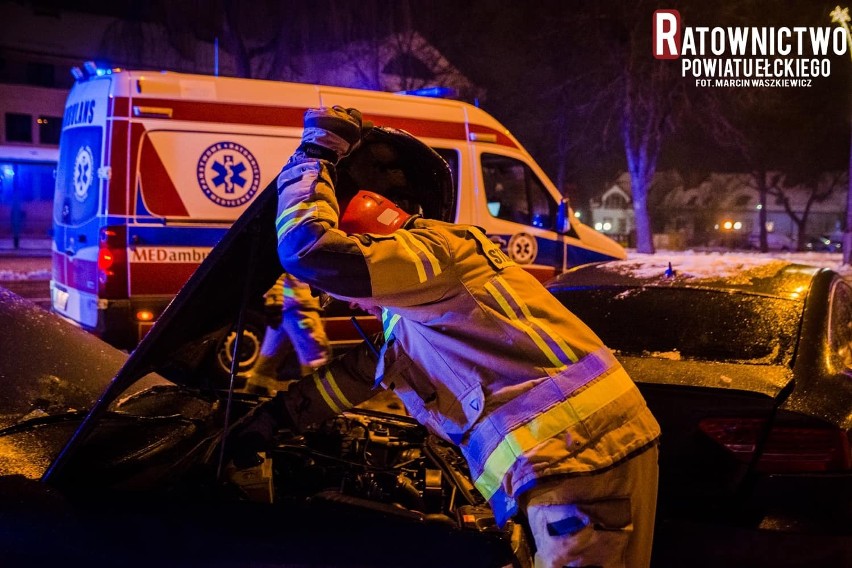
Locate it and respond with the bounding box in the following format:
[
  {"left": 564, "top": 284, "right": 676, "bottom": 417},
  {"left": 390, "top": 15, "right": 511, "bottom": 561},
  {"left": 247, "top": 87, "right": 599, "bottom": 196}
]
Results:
[{"left": 45, "top": 180, "right": 282, "bottom": 480}]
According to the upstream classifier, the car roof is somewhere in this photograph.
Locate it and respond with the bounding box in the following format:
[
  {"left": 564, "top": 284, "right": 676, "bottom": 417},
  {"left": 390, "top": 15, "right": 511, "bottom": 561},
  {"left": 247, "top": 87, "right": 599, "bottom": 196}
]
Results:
[{"left": 549, "top": 255, "right": 825, "bottom": 300}]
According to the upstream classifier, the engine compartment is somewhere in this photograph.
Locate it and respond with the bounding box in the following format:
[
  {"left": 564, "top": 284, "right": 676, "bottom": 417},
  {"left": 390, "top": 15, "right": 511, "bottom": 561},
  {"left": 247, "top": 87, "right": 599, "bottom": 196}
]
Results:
[{"left": 233, "top": 409, "right": 497, "bottom": 530}]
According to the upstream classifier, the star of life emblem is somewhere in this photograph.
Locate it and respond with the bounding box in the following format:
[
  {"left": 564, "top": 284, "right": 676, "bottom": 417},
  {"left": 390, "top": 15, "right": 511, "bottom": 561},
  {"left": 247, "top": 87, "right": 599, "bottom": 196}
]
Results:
[
  {"left": 197, "top": 141, "right": 260, "bottom": 207},
  {"left": 73, "top": 145, "right": 94, "bottom": 203}
]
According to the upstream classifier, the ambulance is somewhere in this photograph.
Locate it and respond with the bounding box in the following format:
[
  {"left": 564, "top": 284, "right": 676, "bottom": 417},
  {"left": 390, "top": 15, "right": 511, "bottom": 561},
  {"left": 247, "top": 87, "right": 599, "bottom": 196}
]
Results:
[{"left": 51, "top": 66, "right": 624, "bottom": 374}]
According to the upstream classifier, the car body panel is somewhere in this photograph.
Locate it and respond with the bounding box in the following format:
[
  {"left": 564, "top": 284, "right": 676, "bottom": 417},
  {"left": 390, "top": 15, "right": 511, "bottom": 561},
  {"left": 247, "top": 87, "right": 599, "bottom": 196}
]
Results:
[{"left": 546, "top": 258, "right": 852, "bottom": 566}]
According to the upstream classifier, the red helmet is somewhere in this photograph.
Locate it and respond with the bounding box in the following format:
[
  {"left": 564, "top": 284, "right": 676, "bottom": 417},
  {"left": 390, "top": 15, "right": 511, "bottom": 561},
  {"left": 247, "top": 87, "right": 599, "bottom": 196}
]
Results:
[{"left": 338, "top": 190, "right": 412, "bottom": 235}]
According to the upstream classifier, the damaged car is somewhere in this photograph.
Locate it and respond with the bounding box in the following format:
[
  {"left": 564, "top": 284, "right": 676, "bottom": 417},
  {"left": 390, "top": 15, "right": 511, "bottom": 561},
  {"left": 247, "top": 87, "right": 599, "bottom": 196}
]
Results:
[{"left": 0, "top": 185, "right": 532, "bottom": 568}]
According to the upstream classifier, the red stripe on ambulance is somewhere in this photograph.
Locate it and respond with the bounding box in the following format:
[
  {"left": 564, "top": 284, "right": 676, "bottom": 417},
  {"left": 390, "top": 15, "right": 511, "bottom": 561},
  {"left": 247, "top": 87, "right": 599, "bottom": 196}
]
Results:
[
  {"left": 111, "top": 96, "right": 518, "bottom": 149},
  {"left": 139, "top": 136, "right": 189, "bottom": 217}
]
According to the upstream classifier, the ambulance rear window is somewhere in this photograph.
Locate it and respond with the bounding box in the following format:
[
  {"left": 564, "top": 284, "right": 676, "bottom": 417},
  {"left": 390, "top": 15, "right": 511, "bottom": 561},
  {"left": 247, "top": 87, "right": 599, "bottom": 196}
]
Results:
[{"left": 54, "top": 126, "right": 101, "bottom": 225}]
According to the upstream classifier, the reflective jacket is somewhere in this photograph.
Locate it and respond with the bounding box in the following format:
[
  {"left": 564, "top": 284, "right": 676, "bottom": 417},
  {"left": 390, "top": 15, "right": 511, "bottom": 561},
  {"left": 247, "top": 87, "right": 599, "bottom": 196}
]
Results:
[{"left": 275, "top": 155, "right": 661, "bottom": 526}]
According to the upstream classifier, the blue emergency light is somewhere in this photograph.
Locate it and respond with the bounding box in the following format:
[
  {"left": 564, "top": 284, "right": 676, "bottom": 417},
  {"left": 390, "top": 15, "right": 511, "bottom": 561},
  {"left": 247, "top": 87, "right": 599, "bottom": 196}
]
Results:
[
  {"left": 397, "top": 86, "right": 457, "bottom": 98},
  {"left": 71, "top": 61, "right": 114, "bottom": 81}
]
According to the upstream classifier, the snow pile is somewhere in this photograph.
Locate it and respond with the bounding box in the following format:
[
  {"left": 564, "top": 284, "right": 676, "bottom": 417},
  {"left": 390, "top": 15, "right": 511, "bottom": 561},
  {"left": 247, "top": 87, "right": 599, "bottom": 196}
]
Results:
[{"left": 0, "top": 268, "right": 50, "bottom": 281}]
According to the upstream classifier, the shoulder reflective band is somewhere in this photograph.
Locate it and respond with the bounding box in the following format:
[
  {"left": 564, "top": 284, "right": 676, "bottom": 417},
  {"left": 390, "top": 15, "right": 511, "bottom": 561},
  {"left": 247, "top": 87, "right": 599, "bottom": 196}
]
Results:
[
  {"left": 483, "top": 275, "right": 578, "bottom": 366},
  {"left": 392, "top": 231, "right": 442, "bottom": 283},
  {"left": 473, "top": 365, "right": 635, "bottom": 500},
  {"left": 311, "top": 368, "right": 353, "bottom": 414}
]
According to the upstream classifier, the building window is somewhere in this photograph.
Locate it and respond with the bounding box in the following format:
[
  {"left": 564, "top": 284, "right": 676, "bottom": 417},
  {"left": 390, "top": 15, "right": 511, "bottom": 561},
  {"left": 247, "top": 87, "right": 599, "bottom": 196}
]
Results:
[
  {"left": 603, "top": 193, "right": 627, "bottom": 208},
  {"left": 26, "top": 62, "right": 55, "bottom": 87},
  {"left": 5, "top": 113, "right": 33, "bottom": 142},
  {"left": 38, "top": 116, "right": 61, "bottom": 145}
]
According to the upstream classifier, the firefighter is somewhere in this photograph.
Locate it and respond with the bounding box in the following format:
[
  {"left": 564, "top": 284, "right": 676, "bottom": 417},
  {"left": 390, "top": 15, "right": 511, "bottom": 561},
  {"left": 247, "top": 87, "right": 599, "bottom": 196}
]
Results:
[
  {"left": 250, "top": 107, "right": 661, "bottom": 567},
  {"left": 243, "top": 271, "right": 331, "bottom": 395}
]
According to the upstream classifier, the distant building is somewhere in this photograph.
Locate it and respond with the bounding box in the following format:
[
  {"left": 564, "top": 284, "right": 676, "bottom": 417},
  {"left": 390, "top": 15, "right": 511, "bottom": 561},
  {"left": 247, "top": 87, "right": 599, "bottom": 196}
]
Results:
[
  {"left": 590, "top": 171, "right": 848, "bottom": 250},
  {"left": 589, "top": 174, "right": 633, "bottom": 246}
]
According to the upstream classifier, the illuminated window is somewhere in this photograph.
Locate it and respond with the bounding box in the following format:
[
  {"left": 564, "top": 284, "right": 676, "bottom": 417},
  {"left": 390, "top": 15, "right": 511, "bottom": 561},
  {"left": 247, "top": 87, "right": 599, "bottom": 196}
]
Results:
[{"left": 38, "top": 115, "right": 61, "bottom": 145}]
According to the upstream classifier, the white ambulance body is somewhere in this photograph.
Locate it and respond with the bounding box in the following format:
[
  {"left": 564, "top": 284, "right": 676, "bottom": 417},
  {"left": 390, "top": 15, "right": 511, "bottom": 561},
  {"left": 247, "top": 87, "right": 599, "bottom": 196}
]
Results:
[{"left": 51, "top": 68, "right": 624, "bottom": 353}]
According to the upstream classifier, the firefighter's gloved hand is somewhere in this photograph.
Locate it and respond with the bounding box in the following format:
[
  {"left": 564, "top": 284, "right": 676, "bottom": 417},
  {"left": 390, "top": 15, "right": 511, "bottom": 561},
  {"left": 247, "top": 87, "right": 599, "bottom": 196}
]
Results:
[
  {"left": 229, "top": 392, "right": 296, "bottom": 469},
  {"left": 299, "top": 106, "right": 363, "bottom": 164}
]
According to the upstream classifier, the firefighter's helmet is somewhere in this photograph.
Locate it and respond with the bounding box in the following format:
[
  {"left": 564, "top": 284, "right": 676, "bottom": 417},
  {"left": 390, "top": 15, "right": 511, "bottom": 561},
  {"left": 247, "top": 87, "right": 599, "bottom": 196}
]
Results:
[
  {"left": 336, "top": 126, "right": 454, "bottom": 222},
  {"left": 338, "top": 190, "right": 413, "bottom": 235}
]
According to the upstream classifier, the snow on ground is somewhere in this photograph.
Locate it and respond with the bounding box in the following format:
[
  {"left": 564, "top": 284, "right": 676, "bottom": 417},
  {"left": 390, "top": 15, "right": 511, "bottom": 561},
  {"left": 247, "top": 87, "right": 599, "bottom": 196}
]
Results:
[
  {"left": 0, "top": 267, "right": 50, "bottom": 281},
  {"left": 626, "top": 250, "right": 852, "bottom": 282}
]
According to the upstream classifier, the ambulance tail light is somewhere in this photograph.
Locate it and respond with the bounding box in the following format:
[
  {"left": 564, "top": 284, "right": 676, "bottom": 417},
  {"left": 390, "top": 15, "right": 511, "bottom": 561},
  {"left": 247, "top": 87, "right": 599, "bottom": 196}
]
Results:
[{"left": 98, "top": 225, "right": 128, "bottom": 299}]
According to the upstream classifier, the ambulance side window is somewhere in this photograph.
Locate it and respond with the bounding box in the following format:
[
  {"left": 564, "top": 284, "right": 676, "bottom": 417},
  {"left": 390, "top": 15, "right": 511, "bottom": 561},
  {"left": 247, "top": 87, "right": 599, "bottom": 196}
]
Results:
[{"left": 481, "top": 153, "right": 555, "bottom": 230}]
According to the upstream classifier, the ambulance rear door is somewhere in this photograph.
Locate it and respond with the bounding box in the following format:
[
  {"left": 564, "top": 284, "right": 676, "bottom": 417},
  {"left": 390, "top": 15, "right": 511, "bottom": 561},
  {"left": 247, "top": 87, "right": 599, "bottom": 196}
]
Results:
[{"left": 51, "top": 75, "right": 112, "bottom": 328}]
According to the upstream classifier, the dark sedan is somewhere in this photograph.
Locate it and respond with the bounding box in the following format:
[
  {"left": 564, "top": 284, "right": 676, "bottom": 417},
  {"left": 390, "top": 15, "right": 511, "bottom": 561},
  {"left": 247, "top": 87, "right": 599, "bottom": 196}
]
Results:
[
  {"left": 547, "top": 257, "right": 852, "bottom": 568},
  {"left": 0, "top": 186, "right": 531, "bottom": 568}
]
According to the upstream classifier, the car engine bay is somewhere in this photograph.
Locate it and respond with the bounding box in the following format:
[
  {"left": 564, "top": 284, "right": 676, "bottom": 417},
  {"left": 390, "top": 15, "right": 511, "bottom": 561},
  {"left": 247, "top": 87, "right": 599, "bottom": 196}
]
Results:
[{"left": 231, "top": 409, "right": 498, "bottom": 531}]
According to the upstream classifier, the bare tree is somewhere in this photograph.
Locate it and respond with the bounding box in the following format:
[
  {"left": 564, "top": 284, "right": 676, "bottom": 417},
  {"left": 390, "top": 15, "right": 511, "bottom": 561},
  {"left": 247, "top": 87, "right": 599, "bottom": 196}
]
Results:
[
  {"left": 768, "top": 171, "right": 847, "bottom": 250},
  {"left": 561, "top": 1, "right": 685, "bottom": 253}
]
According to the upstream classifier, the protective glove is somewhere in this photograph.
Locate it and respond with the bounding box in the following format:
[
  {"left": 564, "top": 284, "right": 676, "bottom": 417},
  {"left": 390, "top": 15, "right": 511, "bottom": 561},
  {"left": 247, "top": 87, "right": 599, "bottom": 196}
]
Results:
[
  {"left": 228, "top": 392, "right": 296, "bottom": 469},
  {"left": 299, "top": 106, "right": 363, "bottom": 164}
]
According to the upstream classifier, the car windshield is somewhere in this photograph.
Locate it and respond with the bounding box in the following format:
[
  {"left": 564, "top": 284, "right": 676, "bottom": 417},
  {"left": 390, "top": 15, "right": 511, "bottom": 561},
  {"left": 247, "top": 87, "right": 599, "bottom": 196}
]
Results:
[{"left": 560, "top": 287, "right": 801, "bottom": 366}]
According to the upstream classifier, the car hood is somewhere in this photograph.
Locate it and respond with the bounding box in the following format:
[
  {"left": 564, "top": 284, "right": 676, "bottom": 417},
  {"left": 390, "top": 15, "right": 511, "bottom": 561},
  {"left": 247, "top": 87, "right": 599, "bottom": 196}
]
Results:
[
  {"left": 118, "top": 182, "right": 283, "bottom": 390},
  {"left": 41, "top": 182, "right": 282, "bottom": 480}
]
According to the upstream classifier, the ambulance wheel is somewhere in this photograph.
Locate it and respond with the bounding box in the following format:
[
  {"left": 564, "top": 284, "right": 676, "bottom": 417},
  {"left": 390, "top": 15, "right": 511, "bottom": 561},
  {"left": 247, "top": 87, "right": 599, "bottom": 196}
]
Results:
[{"left": 211, "top": 313, "right": 265, "bottom": 386}]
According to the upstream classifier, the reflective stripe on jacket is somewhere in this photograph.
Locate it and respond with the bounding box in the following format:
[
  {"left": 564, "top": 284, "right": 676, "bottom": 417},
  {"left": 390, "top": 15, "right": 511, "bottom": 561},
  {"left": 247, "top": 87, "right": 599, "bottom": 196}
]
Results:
[{"left": 275, "top": 153, "right": 661, "bottom": 526}]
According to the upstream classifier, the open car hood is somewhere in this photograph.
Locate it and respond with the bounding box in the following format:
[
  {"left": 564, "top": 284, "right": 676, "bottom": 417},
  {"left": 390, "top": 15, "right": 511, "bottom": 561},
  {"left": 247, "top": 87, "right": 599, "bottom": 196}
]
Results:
[
  {"left": 44, "top": 181, "right": 283, "bottom": 480},
  {"left": 126, "top": 182, "right": 282, "bottom": 387}
]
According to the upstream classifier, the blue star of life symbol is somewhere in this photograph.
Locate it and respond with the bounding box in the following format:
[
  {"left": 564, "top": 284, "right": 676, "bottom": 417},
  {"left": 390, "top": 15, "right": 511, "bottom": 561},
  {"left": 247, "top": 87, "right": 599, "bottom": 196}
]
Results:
[
  {"left": 211, "top": 155, "right": 248, "bottom": 194},
  {"left": 197, "top": 141, "right": 260, "bottom": 207}
]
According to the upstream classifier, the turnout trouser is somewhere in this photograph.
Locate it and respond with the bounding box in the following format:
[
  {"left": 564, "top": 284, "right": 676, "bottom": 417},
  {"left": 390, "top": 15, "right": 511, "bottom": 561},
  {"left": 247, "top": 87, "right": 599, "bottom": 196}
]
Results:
[{"left": 519, "top": 444, "right": 659, "bottom": 568}]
